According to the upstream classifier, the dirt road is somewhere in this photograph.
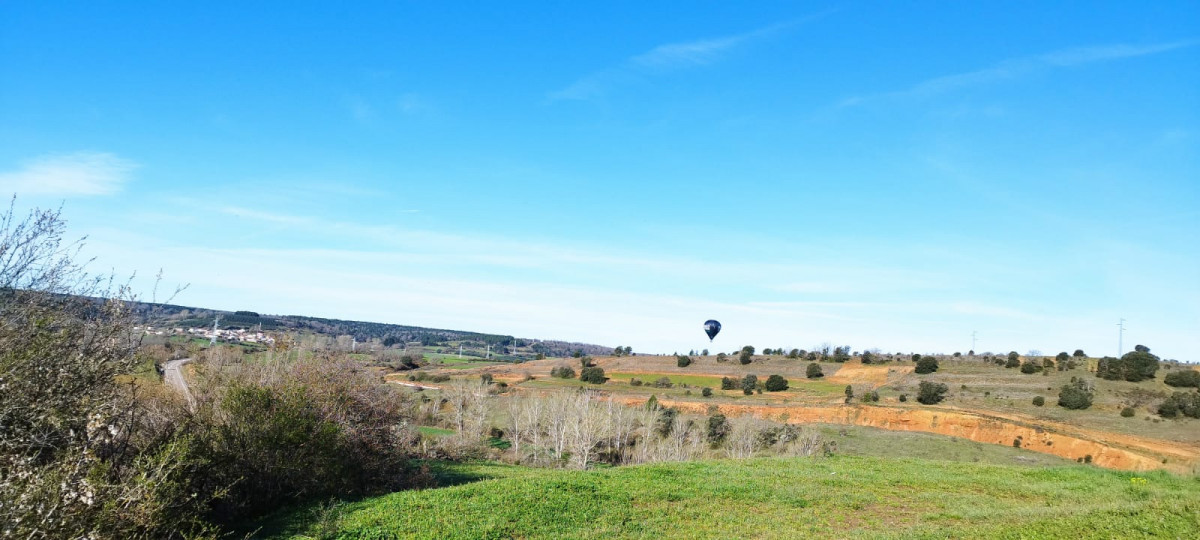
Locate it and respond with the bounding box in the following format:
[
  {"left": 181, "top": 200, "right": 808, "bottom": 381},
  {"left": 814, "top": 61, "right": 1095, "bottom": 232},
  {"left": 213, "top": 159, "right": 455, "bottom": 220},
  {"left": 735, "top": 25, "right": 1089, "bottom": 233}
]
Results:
[{"left": 163, "top": 358, "right": 195, "bottom": 409}]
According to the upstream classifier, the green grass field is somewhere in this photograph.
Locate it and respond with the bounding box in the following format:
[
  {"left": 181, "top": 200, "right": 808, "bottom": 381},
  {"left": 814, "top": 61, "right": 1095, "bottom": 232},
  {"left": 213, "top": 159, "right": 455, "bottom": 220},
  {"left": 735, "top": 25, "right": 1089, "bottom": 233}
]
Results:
[{"left": 260, "top": 456, "right": 1199, "bottom": 539}]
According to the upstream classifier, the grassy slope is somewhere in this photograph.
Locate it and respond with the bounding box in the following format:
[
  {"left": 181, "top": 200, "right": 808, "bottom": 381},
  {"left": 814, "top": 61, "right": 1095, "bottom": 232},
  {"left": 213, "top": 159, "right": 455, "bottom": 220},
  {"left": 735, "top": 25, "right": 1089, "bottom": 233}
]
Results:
[{"left": 264, "top": 456, "right": 1198, "bottom": 539}]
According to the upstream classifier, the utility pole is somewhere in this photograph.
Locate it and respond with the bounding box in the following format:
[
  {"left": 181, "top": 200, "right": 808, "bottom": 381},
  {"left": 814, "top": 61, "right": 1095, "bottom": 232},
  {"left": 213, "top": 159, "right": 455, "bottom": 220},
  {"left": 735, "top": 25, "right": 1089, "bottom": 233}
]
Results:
[
  {"left": 1117, "top": 318, "right": 1126, "bottom": 357},
  {"left": 486, "top": 344, "right": 491, "bottom": 360},
  {"left": 459, "top": 344, "right": 463, "bottom": 358},
  {"left": 209, "top": 315, "right": 220, "bottom": 346},
  {"left": 971, "top": 331, "right": 977, "bottom": 355}
]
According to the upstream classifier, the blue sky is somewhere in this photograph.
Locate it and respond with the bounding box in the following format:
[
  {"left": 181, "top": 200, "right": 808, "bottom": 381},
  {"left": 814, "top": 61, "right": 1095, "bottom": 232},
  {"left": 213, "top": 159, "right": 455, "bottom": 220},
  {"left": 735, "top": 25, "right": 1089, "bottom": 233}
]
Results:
[{"left": 2, "top": 2, "right": 1197, "bottom": 359}]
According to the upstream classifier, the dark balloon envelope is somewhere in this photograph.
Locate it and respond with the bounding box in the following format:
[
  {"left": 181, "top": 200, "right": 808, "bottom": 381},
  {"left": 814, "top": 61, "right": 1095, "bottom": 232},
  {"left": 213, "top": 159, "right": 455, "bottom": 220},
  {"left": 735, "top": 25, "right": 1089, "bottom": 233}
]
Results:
[{"left": 703, "top": 320, "right": 721, "bottom": 341}]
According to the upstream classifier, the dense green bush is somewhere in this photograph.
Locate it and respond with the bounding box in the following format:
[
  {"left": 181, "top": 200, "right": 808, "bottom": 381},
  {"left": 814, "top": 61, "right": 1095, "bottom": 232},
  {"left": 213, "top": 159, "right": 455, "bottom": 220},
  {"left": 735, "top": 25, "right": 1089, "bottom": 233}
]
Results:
[
  {"left": 1157, "top": 392, "right": 1200, "bottom": 419},
  {"left": 1032, "top": 396, "right": 1045, "bottom": 407},
  {"left": 738, "top": 346, "right": 754, "bottom": 365},
  {"left": 721, "top": 376, "right": 736, "bottom": 390},
  {"left": 652, "top": 376, "right": 673, "bottom": 388},
  {"left": 916, "top": 381, "right": 948, "bottom": 404},
  {"left": 806, "top": 363, "right": 824, "bottom": 379},
  {"left": 1164, "top": 370, "right": 1200, "bottom": 388},
  {"left": 1121, "top": 407, "right": 1136, "bottom": 417},
  {"left": 676, "top": 355, "right": 692, "bottom": 368},
  {"left": 579, "top": 366, "right": 607, "bottom": 384},
  {"left": 1096, "top": 349, "right": 1160, "bottom": 382},
  {"left": 706, "top": 413, "right": 730, "bottom": 444},
  {"left": 741, "top": 374, "right": 758, "bottom": 395},
  {"left": 1020, "top": 361, "right": 1041, "bottom": 374},
  {"left": 898, "top": 394, "right": 908, "bottom": 402},
  {"left": 702, "top": 387, "right": 713, "bottom": 397},
  {"left": 764, "top": 375, "right": 789, "bottom": 392},
  {"left": 1057, "top": 378, "right": 1094, "bottom": 410},
  {"left": 550, "top": 365, "right": 576, "bottom": 379},
  {"left": 1005, "top": 352, "right": 1021, "bottom": 368},
  {"left": 915, "top": 356, "right": 939, "bottom": 374}
]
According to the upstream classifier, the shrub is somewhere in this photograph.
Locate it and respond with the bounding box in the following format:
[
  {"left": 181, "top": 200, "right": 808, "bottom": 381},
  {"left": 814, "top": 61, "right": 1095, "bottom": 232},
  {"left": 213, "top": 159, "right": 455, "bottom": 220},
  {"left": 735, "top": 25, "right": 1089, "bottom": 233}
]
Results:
[
  {"left": 916, "top": 381, "right": 948, "bottom": 405},
  {"left": 702, "top": 387, "right": 713, "bottom": 398},
  {"left": 655, "top": 407, "right": 678, "bottom": 437},
  {"left": 915, "top": 356, "right": 939, "bottom": 374},
  {"left": 1005, "top": 352, "right": 1021, "bottom": 369},
  {"left": 480, "top": 373, "right": 493, "bottom": 385},
  {"left": 579, "top": 366, "right": 607, "bottom": 384},
  {"left": 1164, "top": 370, "right": 1200, "bottom": 388},
  {"left": 676, "top": 355, "right": 692, "bottom": 368},
  {"left": 716, "top": 353, "right": 728, "bottom": 363},
  {"left": 1121, "top": 407, "right": 1136, "bottom": 418},
  {"left": 898, "top": 394, "right": 908, "bottom": 402},
  {"left": 844, "top": 385, "right": 854, "bottom": 403},
  {"left": 629, "top": 378, "right": 643, "bottom": 387},
  {"left": 806, "top": 363, "right": 824, "bottom": 379},
  {"left": 1057, "top": 378, "right": 1094, "bottom": 410},
  {"left": 1073, "top": 349, "right": 1086, "bottom": 357},
  {"left": 861, "top": 390, "right": 880, "bottom": 403},
  {"left": 1032, "top": 396, "right": 1045, "bottom": 407},
  {"left": 1020, "top": 361, "right": 1041, "bottom": 374},
  {"left": 1158, "top": 392, "right": 1200, "bottom": 419},
  {"left": 652, "top": 376, "right": 674, "bottom": 388},
  {"left": 764, "top": 375, "right": 789, "bottom": 392},
  {"left": 720, "top": 377, "right": 736, "bottom": 390},
  {"left": 741, "top": 374, "right": 758, "bottom": 395},
  {"left": 706, "top": 413, "right": 730, "bottom": 444},
  {"left": 1097, "top": 350, "right": 1161, "bottom": 382},
  {"left": 550, "top": 366, "right": 576, "bottom": 379}
]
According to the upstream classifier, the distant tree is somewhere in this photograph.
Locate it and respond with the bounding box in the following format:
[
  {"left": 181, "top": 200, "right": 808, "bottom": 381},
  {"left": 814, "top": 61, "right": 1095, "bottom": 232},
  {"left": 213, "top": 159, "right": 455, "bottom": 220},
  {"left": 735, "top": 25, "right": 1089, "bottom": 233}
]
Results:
[
  {"left": 1043, "top": 357, "right": 1056, "bottom": 370},
  {"left": 1095, "top": 356, "right": 1120, "bottom": 380},
  {"left": 762, "top": 348, "right": 773, "bottom": 355},
  {"left": 1157, "top": 392, "right": 1200, "bottom": 419},
  {"left": 652, "top": 376, "right": 673, "bottom": 388},
  {"left": 1056, "top": 352, "right": 1070, "bottom": 363},
  {"left": 676, "top": 355, "right": 692, "bottom": 368},
  {"left": 613, "top": 346, "right": 625, "bottom": 356},
  {"left": 1020, "top": 361, "right": 1041, "bottom": 374},
  {"left": 1073, "top": 349, "right": 1086, "bottom": 358},
  {"left": 654, "top": 407, "right": 678, "bottom": 437},
  {"left": 1057, "top": 378, "right": 1094, "bottom": 410},
  {"left": 912, "top": 353, "right": 921, "bottom": 362},
  {"left": 788, "top": 348, "right": 800, "bottom": 359},
  {"left": 706, "top": 413, "right": 730, "bottom": 444},
  {"left": 861, "top": 351, "right": 875, "bottom": 364},
  {"left": 1120, "top": 407, "right": 1136, "bottom": 418},
  {"left": 861, "top": 390, "right": 880, "bottom": 403},
  {"left": 764, "top": 375, "right": 789, "bottom": 392},
  {"left": 739, "top": 346, "right": 755, "bottom": 365},
  {"left": 701, "top": 348, "right": 708, "bottom": 356},
  {"left": 806, "top": 363, "right": 824, "bottom": 379},
  {"left": 953, "top": 352, "right": 961, "bottom": 358},
  {"left": 833, "top": 346, "right": 851, "bottom": 363},
  {"left": 702, "top": 387, "right": 713, "bottom": 398},
  {"left": 550, "top": 366, "right": 576, "bottom": 379},
  {"left": 915, "top": 356, "right": 939, "bottom": 374},
  {"left": 1032, "top": 396, "right": 1045, "bottom": 407},
  {"left": 623, "top": 346, "right": 633, "bottom": 356},
  {"left": 579, "top": 356, "right": 594, "bottom": 368},
  {"left": 968, "top": 349, "right": 975, "bottom": 356},
  {"left": 1164, "top": 370, "right": 1200, "bottom": 388},
  {"left": 1005, "top": 352, "right": 1021, "bottom": 369},
  {"left": 572, "top": 349, "right": 583, "bottom": 358},
  {"left": 741, "top": 374, "right": 758, "bottom": 395},
  {"left": 721, "top": 376, "right": 736, "bottom": 390},
  {"left": 898, "top": 394, "right": 908, "bottom": 402},
  {"left": 579, "top": 366, "right": 607, "bottom": 384},
  {"left": 1120, "top": 349, "right": 1160, "bottom": 382},
  {"left": 716, "top": 352, "right": 728, "bottom": 363},
  {"left": 645, "top": 395, "right": 658, "bottom": 410},
  {"left": 1134, "top": 344, "right": 1150, "bottom": 353},
  {"left": 917, "top": 381, "right": 949, "bottom": 405},
  {"left": 844, "top": 385, "right": 854, "bottom": 403}
]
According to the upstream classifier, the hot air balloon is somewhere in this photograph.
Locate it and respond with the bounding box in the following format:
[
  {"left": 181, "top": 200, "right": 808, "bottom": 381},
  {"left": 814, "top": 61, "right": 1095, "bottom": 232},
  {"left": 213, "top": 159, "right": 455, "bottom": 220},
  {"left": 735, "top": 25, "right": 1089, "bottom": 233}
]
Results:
[{"left": 703, "top": 320, "right": 721, "bottom": 342}]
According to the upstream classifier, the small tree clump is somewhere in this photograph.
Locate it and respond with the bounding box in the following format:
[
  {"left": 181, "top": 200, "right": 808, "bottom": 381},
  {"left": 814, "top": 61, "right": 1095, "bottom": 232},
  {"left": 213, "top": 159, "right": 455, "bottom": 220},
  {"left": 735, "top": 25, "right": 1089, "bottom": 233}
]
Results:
[
  {"left": 1032, "top": 396, "right": 1045, "bottom": 407},
  {"left": 652, "top": 376, "right": 673, "bottom": 388},
  {"left": 915, "top": 356, "right": 939, "bottom": 374},
  {"left": 1157, "top": 392, "right": 1200, "bottom": 419},
  {"left": 916, "top": 381, "right": 949, "bottom": 405},
  {"left": 702, "top": 387, "right": 713, "bottom": 398},
  {"left": 1164, "top": 370, "right": 1200, "bottom": 388},
  {"left": 806, "top": 363, "right": 824, "bottom": 379},
  {"left": 1005, "top": 352, "right": 1021, "bottom": 369},
  {"left": 1020, "top": 361, "right": 1042, "bottom": 374},
  {"left": 716, "top": 352, "right": 728, "bottom": 363},
  {"left": 898, "top": 394, "right": 908, "bottom": 402},
  {"left": 764, "top": 375, "right": 789, "bottom": 392},
  {"left": 676, "top": 355, "right": 692, "bottom": 368},
  {"left": 720, "top": 377, "right": 736, "bottom": 390},
  {"left": 1120, "top": 407, "right": 1136, "bottom": 418},
  {"left": 1057, "top": 378, "right": 1094, "bottom": 410},
  {"left": 551, "top": 365, "right": 576, "bottom": 379},
  {"left": 579, "top": 366, "right": 607, "bottom": 384},
  {"left": 741, "top": 374, "right": 758, "bottom": 395}
]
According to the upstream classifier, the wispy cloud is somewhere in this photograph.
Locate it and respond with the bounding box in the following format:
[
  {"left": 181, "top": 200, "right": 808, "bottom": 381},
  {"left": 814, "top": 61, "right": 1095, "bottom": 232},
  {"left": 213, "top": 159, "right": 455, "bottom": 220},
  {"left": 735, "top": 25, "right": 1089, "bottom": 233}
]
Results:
[
  {"left": 0, "top": 151, "right": 137, "bottom": 196},
  {"left": 840, "top": 39, "right": 1197, "bottom": 106},
  {"left": 550, "top": 18, "right": 820, "bottom": 101}
]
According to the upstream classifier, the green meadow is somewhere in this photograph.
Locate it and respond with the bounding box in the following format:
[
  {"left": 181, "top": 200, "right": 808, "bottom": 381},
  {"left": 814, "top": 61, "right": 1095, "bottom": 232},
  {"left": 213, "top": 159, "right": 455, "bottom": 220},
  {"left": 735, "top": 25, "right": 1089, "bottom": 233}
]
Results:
[{"left": 259, "top": 455, "right": 1199, "bottom": 539}]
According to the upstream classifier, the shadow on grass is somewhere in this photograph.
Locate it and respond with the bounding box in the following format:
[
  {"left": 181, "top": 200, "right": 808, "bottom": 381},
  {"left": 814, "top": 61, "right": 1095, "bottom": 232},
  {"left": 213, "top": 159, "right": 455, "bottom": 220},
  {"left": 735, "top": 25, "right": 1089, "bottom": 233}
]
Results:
[{"left": 241, "top": 460, "right": 498, "bottom": 538}]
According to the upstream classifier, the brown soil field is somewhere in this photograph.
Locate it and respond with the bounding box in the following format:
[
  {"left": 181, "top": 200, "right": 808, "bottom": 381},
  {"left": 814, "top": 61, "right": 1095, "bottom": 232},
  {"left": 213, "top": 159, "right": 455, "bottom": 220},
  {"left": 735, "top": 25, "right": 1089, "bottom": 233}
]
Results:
[{"left": 826, "top": 363, "right": 913, "bottom": 388}]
